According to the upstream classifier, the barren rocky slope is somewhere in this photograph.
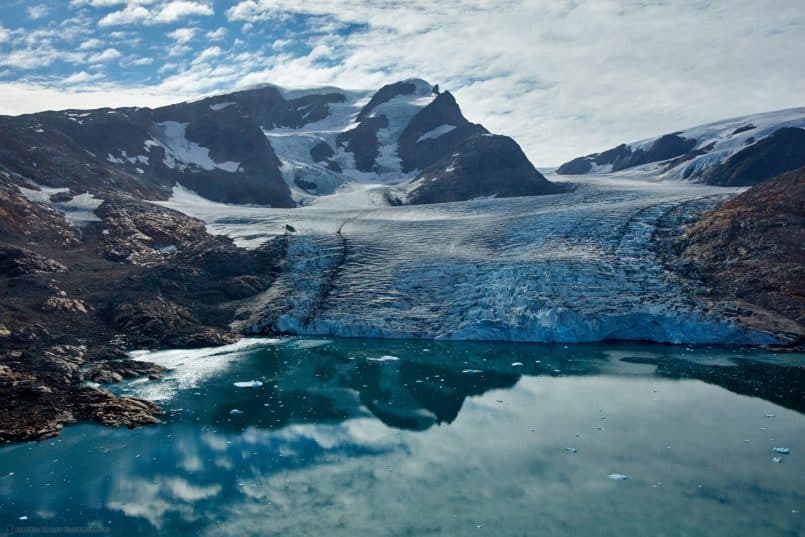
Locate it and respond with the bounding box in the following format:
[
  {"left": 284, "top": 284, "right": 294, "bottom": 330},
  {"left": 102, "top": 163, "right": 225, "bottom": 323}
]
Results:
[
  {"left": 673, "top": 167, "right": 805, "bottom": 344},
  {"left": 0, "top": 171, "right": 286, "bottom": 442}
]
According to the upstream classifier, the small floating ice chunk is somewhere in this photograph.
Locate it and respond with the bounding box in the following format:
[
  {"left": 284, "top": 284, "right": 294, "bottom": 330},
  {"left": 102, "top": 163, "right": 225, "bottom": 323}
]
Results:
[
  {"left": 773, "top": 447, "right": 790, "bottom": 454},
  {"left": 368, "top": 355, "right": 399, "bottom": 362},
  {"left": 765, "top": 414, "right": 776, "bottom": 418},
  {"left": 229, "top": 409, "right": 244, "bottom": 415},
  {"left": 565, "top": 448, "right": 577, "bottom": 454},
  {"left": 462, "top": 369, "right": 483, "bottom": 374},
  {"left": 233, "top": 380, "right": 263, "bottom": 388},
  {"left": 608, "top": 473, "right": 630, "bottom": 481},
  {"left": 18, "top": 516, "right": 28, "bottom": 521},
  {"left": 772, "top": 457, "right": 783, "bottom": 463},
  {"left": 511, "top": 362, "right": 524, "bottom": 367}
]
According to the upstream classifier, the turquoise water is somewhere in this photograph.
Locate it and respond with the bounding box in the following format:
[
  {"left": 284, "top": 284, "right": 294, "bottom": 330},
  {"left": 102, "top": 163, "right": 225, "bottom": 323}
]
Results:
[{"left": 1, "top": 339, "right": 803, "bottom": 536}]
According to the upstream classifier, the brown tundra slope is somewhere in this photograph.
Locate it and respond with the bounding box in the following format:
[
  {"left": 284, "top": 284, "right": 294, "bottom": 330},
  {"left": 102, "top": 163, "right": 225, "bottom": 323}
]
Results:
[{"left": 676, "top": 167, "right": 805, "bottom": 344}]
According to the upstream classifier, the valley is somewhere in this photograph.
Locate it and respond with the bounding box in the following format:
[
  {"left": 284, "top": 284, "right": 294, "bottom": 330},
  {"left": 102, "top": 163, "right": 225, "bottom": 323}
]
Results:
[{"left": 160, "top": 172, "right": 782, "bottom": 345}]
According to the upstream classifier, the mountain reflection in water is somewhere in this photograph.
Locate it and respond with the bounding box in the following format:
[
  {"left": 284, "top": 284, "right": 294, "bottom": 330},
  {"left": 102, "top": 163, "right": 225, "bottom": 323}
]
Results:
[{"left": 1, "top": 339, "right": 802, "bottom": 537}]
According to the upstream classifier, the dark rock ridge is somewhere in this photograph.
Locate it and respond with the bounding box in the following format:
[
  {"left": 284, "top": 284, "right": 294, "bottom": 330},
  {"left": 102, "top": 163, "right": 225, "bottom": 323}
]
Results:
[
  {"left": 556, "top": 107, "right": 805, "bottom": 185},
  {"left": 0, "top": 103, "right": 294, "bottom": 207},
  {"left": 557, "top": 133, "right": 696, "bottom": 174},
  {"left": 329, "top": 79, "right": 560, "bottom": 203},
  {"left": 701, "top": 127, "right": 805, "bottom": 186},
  {"left": 0, "top": 78, "right": 559, "bottom": 207},
  {"left": 0, "top": 84, "right": 360, "bottom": 209},
  {"left": 397, "top": 91, "right": 488, "bottom": 172},
  {"left": 673, "top": 167, "right": 805, "bottom": 344},
  {"left": 407, "top": 135, "right": 564, "bottom": 204}
]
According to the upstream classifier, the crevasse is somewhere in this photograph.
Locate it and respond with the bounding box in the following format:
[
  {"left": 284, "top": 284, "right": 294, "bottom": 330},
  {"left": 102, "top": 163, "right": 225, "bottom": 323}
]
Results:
[{"left": 161, "top": 175, "right": 777, "bottom": 345}]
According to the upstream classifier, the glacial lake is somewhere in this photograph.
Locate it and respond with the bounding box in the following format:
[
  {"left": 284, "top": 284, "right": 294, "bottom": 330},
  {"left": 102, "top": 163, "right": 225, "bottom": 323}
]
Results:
[{"left": 1, "top": 338, "right": 803, "bottom": 536}]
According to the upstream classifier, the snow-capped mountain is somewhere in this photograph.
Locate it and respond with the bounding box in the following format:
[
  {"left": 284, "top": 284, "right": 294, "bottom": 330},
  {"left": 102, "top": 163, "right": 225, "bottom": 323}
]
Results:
[
  {"left": 0, "top": 79, "right": 559, "bottom": 208},
  {"left": 556, "top": 107, "right": 805, "bottom": 185}
]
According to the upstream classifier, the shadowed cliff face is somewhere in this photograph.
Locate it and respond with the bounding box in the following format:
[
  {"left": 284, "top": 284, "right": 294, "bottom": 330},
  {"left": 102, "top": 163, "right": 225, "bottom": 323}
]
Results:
[
  {"left": 557, "top": 134, "right": 697, "bottom": 175},
  {"left": 397, "top": 91, "right": 488, "bottom": 173},
  {"left": 406, "top": 134, "right": 564, "bottom": 204},
  {"left": 701, "top": 127, "right": 805, "bottom": 186}
]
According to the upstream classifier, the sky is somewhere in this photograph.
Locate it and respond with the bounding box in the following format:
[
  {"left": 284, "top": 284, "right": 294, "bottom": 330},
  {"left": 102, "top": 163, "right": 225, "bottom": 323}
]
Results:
[{"left": 0, "top": 0, "right": 803, "bottom": 166}]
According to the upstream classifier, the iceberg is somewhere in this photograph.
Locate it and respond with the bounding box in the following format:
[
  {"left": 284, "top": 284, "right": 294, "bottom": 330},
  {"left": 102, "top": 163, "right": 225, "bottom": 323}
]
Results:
[{"left": 233, "top": 380, "right": 264, "bottom": 388}]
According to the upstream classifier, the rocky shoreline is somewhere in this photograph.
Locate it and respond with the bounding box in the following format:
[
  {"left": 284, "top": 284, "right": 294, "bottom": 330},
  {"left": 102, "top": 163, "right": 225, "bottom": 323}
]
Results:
[
  {"left": 656, "top": 168, "right": 804, "bottom": 349},
  {"left": 2, "top": 166, "right": 804, "bottom": 443},
  {"left": 0, "top": 172, "right": 287, "bottom": 443}
]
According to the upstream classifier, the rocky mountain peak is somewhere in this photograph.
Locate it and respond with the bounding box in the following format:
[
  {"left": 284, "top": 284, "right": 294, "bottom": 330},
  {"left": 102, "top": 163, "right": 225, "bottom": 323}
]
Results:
[{"left": 0, "top": 78, "right": 559, "bottom": 209}]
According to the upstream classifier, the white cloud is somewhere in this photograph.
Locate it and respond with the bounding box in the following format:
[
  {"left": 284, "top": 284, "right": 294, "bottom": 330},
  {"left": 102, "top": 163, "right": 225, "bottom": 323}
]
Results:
[
  {"left": 152, "top": 1, "right": 214, "bottom": 23},
  {"left": 192, "top": 46, "right": 222, "bottom": 64},
  {"left": 0, "top": 26, "right": 10, "bottom": 43},
  {"left": 87, "top": 47, "right": 122, "bottom": 62},
  {"left": 0, "top": 45, "right": 85, "bottom": 70},
  {"left": 98, "top": 1, "right": 212, "bottom": 26},
  {"left": 168, "top": 27, "right": 197, "bottom": 43},
  {"left": 70, "top": 0, "right": 157, "bottom": 6},
  {"left": 206, "top": 27, "right": 227, "bottom": 41},
  {"left": 157, "top": 62, "right": 178, "bottom": 74},
  {"left": 127, "top": 56, "right": 154, "bottom": 66},
  {"left": 98, "top": 5, "right": 151, "bottom": 26},
  {"left": 79, "top": 38, "right": 105, "bottom": 50},
  {"left": 62, "top": 71, "right": 105, "bottom": 85},
  {"left": 0, "top": 81, "right": 187, "bottom": 115},
  {"left": 8, "top": 0, "right": 805, "bottom": 165},
  {"left": 167, "top": 43, "right": 191, "bottom": 57},
  {"left": 27, "top": 5, "right": 49, "bottom": 20},
  {"left": 222, "top": 0, "right": 805, "bottom": 165}
]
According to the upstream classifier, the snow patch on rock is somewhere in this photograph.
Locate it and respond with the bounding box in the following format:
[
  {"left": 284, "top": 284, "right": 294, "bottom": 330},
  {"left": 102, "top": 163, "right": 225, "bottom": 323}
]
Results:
[
  {"left": 152, "top": 121, "right": 240, "bottom": 172},
  {"left": 416, "top": 124, "right": 456, "bottom": 144},
  {"left": 210, "top": 101, "right": 235, "bottom": 111}
]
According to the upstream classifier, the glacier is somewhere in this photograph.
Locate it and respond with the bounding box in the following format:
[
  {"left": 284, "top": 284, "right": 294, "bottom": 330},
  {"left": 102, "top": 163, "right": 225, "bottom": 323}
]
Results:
[{"left": 159, "top": 173, "right": 777, "bottom": 345}]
